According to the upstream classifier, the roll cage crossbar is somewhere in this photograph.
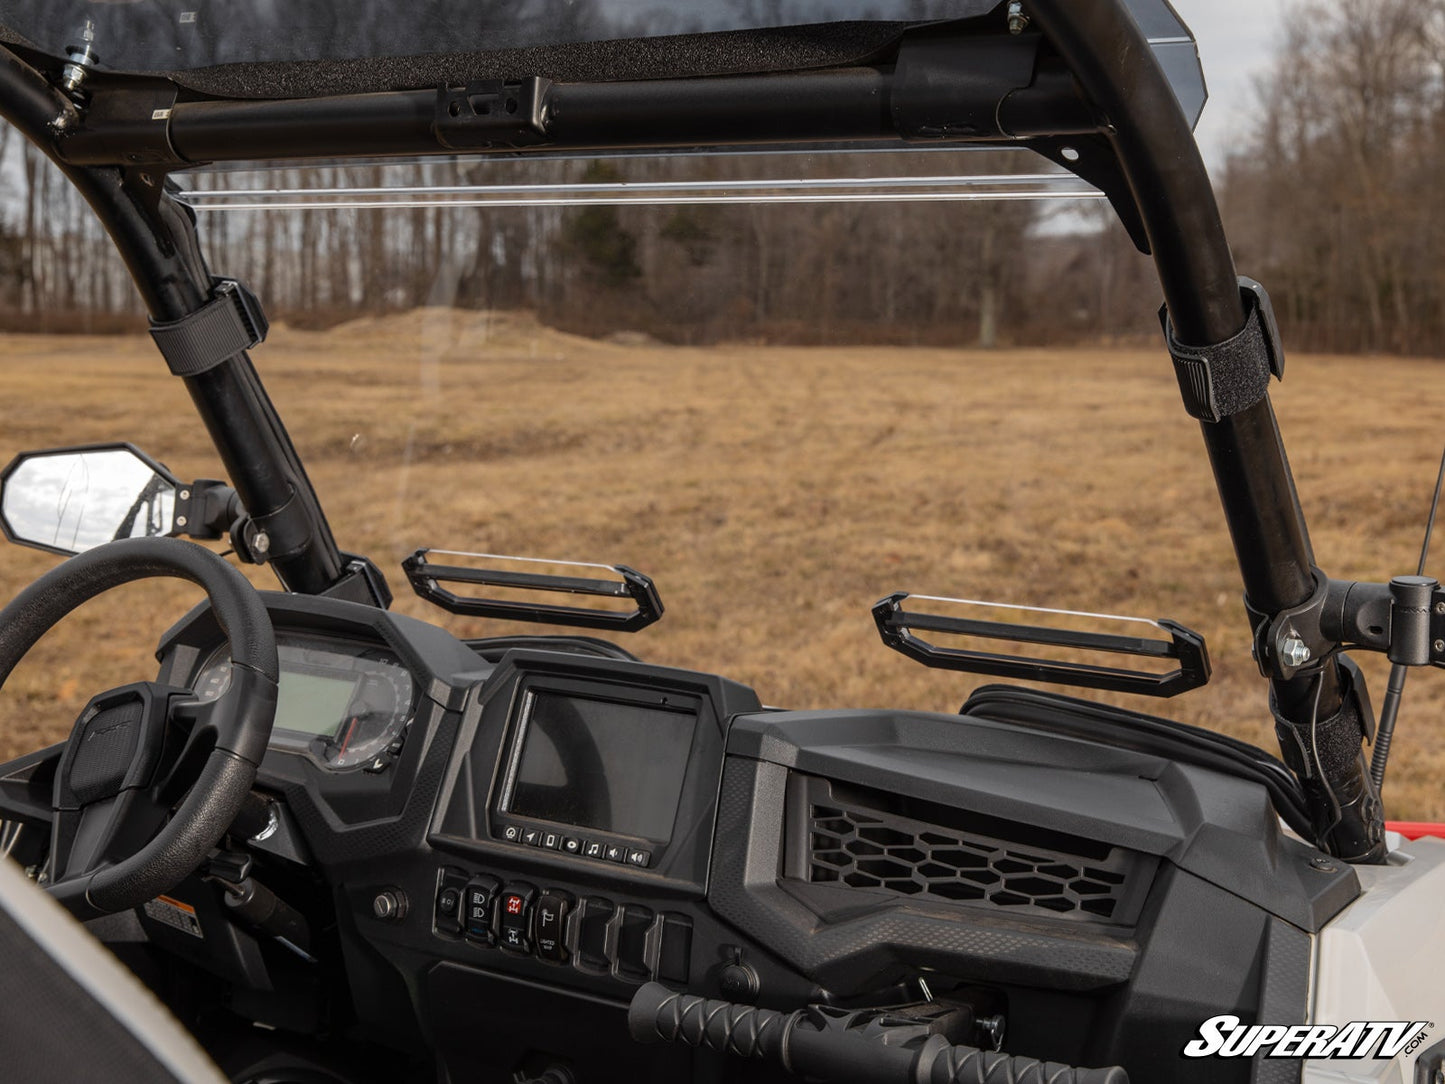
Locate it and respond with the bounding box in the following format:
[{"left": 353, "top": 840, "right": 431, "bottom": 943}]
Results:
[{"left": 0, "top": 2, "right": 1392, "bottom": 861}]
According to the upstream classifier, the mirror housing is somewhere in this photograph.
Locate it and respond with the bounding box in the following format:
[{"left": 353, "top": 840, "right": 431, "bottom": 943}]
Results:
[{"left": 0, "top": 443, "right": 181, "bottom": 556}]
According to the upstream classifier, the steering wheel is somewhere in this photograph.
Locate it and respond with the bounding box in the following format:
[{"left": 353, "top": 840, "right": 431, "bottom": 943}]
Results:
[{"left": 0, "top": 537, "right": 278, "bottom": 919}]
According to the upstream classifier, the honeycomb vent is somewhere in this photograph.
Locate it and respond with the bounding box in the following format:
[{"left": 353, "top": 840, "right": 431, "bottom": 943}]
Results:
[{"left": 798, "top": 777, "right": 1145, "bottom": 925}]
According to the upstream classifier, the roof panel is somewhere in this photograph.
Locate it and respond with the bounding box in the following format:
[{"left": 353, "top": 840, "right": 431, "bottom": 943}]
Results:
[{"left": 0, "top": 0, "right": 1203, "bottom": 126}]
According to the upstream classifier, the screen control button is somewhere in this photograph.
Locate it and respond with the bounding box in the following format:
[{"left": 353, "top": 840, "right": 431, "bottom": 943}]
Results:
[
  {"left": 604, "top": 843, "right": 626, "bottom": 863},
  {"left": 496, "top": 883, "right": 537, "bottom": 953},
  {"left": 583, "top": 840, "right": 605, "bottom": 859},
  {"left": 561, "top": 836, "right": 582, "bottom": 855},
  {"left": 542, "top": 831, "right": 561, "bottom": 851},
  {"left": 534, "top": 893, "right": 571, "bottom": 962},
  {"left": 499, "top": 824, "right": 522, "bottom": 843},
  {"left": 463, "top": 877, "right": 501, "bottom": 943},
  {"left": 522, "top": 828, "right": 543, "bottom": 847},
  {"left": 626, "top": 848, "right": 652, "bottom": 868}
]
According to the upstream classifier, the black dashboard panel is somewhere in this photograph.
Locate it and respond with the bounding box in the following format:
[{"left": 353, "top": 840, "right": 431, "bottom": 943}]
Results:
[
  {"left": 704, "top": 705, "right": 1357, "bottom": 1080},
  {"left": 134, "top": 597, "right": 1351, "bottom": 1083}
]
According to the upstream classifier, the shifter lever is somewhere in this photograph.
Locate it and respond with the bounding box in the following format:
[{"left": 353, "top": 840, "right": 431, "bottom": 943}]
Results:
[{"left": 628, "top": 982, "right": 1128, "bottom": 1084}]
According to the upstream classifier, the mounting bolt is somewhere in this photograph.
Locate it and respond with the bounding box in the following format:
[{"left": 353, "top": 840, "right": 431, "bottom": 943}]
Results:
[
  {"left": 1309, "top": 856, "right": 1338, "bottom": 873},
  {"left": 1007, "top": 1, "right": 1030, "bottom": 33},
  {"left": 1434, "top": 639, "right": 1445, "bottom": 654},
  {"left": 977, "top": 1014, "right": 1007, "bottom": 1051},
  {"left": 60, "top": 20, "right": 97, "bottom": 96},
  {"left": 253, "top": 530, "right": 270, "bottom": 554},
  {"left": 175, "top": 515, "right": 188, "bottom": 528},
  {"left": 179, "top": 489, "right": 190, "bottom": 501},
  {"left": 1280, "top": 636, "right": 1312, "bottom": 668}
]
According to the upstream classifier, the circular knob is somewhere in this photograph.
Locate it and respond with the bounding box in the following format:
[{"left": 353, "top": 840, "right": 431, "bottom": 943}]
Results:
[{"left": 372, "top": 888, "right": 407, "bottom": 921}]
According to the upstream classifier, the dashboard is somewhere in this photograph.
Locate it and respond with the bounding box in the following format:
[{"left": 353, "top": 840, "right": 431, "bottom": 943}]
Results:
[{"left": 136, "top": 590, "right": 1362, "bottom": 1084}]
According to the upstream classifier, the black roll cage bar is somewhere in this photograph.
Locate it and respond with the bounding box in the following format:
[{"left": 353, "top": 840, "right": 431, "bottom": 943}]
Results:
[{"left": 0, "top": 2, "right": 1395, "bottom": 861}]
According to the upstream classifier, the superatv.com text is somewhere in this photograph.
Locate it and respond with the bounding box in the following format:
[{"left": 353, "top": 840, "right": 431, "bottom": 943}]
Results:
[{"left": 1182, "top": 1016, "right": 1433, "bottom": 1059}]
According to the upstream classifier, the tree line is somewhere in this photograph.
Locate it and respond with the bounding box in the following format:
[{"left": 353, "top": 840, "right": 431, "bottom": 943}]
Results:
[
  {"left": 1220, "top": 0, "right": 1445, "bottom": 355},
  {"left": 0, "top": 0, "right": 1439, "bottom": 354}
]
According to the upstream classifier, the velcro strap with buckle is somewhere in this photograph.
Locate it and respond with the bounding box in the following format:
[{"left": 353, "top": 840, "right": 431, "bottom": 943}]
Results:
[
  {"left": 149, "top": 279, "right": 268, "bottom": 378},
  {"left": 1160, "top": 277, "right": 1284, "bottom": 423}
]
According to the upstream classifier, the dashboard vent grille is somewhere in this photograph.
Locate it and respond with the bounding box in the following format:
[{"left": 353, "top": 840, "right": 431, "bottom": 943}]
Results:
[{"left": 797, "top": 776, "right": 1146, "bottom": 924}]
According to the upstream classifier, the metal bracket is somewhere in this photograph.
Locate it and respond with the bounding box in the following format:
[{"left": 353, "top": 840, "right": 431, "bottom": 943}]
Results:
[
  {"left": 891, "top": 29, "right": 1040, "bottom": 140},
  {"left": 321, "top": 554, "right": 395, "bottom": 611},
  {"left": 433, "top": 78, "right": 551, "bottom": 150},
  {"left": 60, "top": 80, "right": 182, "bottom": 167},
  {"left": 1247, "top": 569, "right": 1332, "bottom": 682},
  {"left": 1248, "top": 569, "right": 1445, "bottom": 680}
]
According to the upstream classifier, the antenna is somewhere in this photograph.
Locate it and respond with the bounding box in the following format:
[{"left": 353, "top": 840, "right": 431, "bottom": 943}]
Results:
[{"left": 1371, "top": 443, "right": 1445, "bottom": 789}]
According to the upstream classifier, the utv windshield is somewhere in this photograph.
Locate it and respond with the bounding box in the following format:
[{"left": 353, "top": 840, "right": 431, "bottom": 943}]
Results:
[{"left": 1, "top": 0, "right": 1440, "bottom": 834}]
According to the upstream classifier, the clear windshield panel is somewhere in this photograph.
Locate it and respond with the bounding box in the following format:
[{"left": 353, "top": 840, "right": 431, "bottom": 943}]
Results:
[
  {"left": 1, "top": 102, "right": 1441, "bottom": 814},
  {"left": 174, "top": 146, "right": 1105, "bottom": 212}
]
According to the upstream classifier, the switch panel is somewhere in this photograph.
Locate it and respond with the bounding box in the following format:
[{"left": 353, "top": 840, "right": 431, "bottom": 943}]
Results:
[{"left": 430, "top": 871, "right": 698, "bottom": 991}]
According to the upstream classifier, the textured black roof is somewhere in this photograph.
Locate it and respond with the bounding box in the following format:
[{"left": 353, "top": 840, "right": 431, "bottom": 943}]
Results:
[{"left": 0, "top": 0, "right": 1203, "bottom": 125}]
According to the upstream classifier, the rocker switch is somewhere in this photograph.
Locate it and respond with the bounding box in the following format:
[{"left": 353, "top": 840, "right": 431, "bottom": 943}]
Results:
[
  {"left": 534, "top": 892, "right": 571, "bottom": 962},
  {"left": 575, "top": 897, "right": 615, "bottom": 973},
  {"left": 495, "top": 882, "right": 537, "bottom": 953},
  {"left": 615, "top": 905, "right": 654, "bottom": 983},
  {"left": 463, "top": 876, "right": 501, "bottom": 944}
]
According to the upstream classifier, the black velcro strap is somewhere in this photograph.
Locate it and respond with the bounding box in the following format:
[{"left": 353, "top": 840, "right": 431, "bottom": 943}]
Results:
[
  {"left": 149, "top": 279, "right": 268, "bottom": 378},
  {"left": 1159, "top": 279, "right": 1282, "bottom": 423}
]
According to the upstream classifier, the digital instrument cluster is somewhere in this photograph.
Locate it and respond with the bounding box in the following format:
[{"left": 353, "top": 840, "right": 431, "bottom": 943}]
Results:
[{"left": 193, "top": 633, "right": 416, "bottom": 771}]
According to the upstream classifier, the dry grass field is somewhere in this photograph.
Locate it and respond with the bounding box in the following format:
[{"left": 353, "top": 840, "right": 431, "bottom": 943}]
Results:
[{"left": 2, "top": 310, "right": 1444, "bottom": 818}]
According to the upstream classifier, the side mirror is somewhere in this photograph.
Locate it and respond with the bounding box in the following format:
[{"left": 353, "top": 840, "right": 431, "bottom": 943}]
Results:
[{"left": 0, "top": 444, "right": 180, "bottom": 556}]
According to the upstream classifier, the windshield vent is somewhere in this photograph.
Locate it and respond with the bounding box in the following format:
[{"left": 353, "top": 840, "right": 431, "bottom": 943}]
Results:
[{"left": 789, "top": 775, "right": 1151, "bottom": 926}]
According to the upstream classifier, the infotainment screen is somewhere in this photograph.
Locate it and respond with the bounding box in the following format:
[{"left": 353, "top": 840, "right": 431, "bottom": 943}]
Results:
[{"left": 504, "top": 691, "right": 696, "bottom": 841}]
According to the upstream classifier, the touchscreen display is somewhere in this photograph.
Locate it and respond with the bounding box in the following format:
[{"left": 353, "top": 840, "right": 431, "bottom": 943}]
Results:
[{"left": 506, "top": 691, "right": 695, "bottom": 841}]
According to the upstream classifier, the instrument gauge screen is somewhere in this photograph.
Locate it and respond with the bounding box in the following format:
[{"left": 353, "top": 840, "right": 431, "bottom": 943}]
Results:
[{"left": 192, "top": 633, "right": 415, "bottom": 771}]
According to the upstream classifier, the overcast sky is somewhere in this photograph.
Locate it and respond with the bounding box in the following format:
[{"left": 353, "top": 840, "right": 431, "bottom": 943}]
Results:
[{"left": 1170, "top": 0, "right": 1289, "bottom": 171}]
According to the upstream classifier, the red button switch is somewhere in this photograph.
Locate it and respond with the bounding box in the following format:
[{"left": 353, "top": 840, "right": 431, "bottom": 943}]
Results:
[{"left": 505, "top": 894, "right": 524, "bottom": 916}]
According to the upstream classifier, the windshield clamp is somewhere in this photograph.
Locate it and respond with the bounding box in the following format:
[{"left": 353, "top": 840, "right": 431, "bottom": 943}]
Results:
[
  {"left": 1160, "top": 277, "right": 1284, "bottom": 423},
  {"left": 433, "top": 78, "right": 551, "bottom": 150},
  {"left": 149, "top": 278, "right": 269, "bottom": 378}
]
